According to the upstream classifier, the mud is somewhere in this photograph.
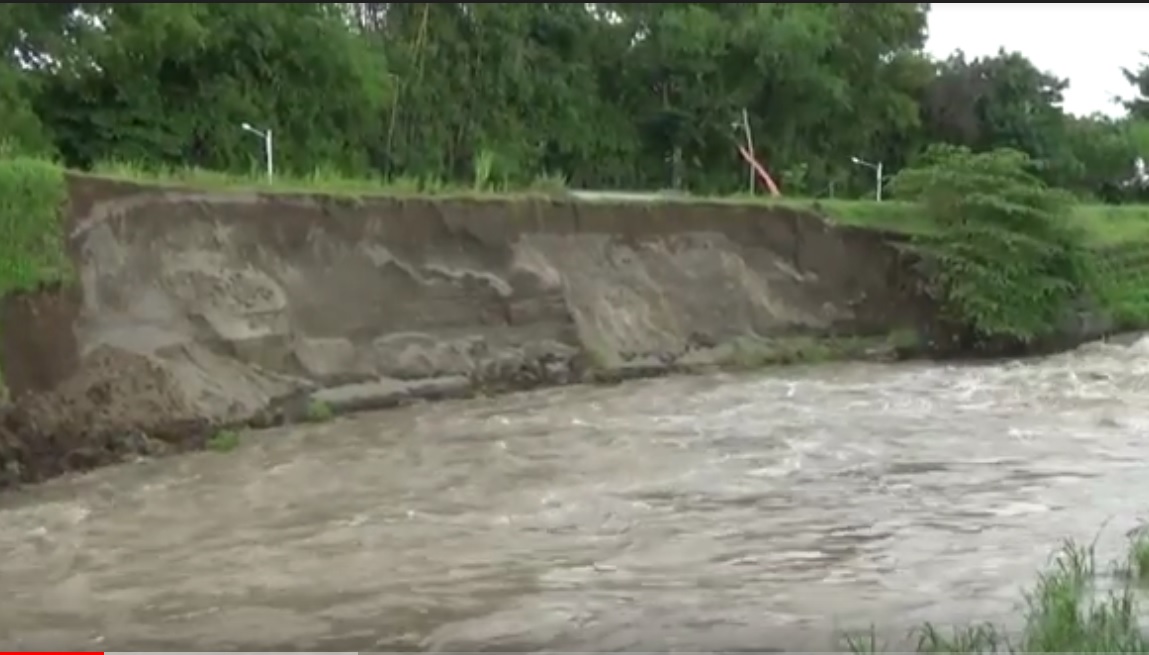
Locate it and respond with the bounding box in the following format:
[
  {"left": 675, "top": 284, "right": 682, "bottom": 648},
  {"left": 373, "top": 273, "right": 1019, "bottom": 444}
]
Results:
[{"left": 0, "top": 176, "right": 927, "bottom": 487}]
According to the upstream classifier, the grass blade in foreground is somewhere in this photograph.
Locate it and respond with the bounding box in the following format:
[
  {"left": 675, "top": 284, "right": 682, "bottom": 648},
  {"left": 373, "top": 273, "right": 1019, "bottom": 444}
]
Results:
[{"left": 847, "top": 535, "right": 1149, "bottom": 653}]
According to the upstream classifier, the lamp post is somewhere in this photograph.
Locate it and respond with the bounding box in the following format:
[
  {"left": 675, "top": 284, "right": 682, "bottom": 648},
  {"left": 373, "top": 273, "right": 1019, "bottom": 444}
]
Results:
[
  {"left": 241, "top": 122, "right": 274, "bottom": 181},
  {"left": 850, "top": 156, "right": 883, "bottom": 202}
]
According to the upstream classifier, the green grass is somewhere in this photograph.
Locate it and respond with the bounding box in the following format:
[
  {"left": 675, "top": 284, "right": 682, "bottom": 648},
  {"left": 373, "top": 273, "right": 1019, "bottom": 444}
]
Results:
[
  {"left": 0, "top": 156, "right": 70, "bottom": 295},
  {"left": 767, "top": 198, "right": 1149, "bottom": 247},
  {"left": 69, "top": 159, "right": 1149, "bottom": 249},
  {"left": 848, "top": 536, "right": 1149, "bottom": 653},
  {"left": 0, "top": 156, "right": 71, "bottom": 397},
  {"left": 1076, "top": 204, "right": 1149, "bottom": 246},
  {"left": 89, "top": 159, "right": 571, "bottom": 199}
]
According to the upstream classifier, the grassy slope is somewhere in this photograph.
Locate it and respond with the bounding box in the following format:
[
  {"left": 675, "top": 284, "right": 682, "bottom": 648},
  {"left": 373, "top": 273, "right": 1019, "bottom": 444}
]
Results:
[
  {"left": 88, "top": 161, "right": 1149, "bottom": 248},
  {"left": 781, "top": 198, "right": 1149, "bottom": 248}
]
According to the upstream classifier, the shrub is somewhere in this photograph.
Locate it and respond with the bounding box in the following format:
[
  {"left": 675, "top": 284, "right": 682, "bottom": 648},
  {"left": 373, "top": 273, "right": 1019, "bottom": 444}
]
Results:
[{"left": 891, "top": 145, "right": 1093, "bottom": 347}]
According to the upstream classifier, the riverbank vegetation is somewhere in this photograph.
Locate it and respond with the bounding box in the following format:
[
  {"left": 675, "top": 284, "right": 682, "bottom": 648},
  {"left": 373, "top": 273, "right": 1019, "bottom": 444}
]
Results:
[
  {"left": 881, "top": 144, "right": 1149, "bottom": 347},
  {"left": 0, "top": 157, "right": 69, "bottom": 297},
  {"left": 849, "top": 533, "right": 1149, "bottom": 653},
  {"left": 3, "top": 4, "right": 1149, "bottom": 202},
  {"left": 890, "top": 146, "right": 1096, "bottom": 346},
  {"left": 5, "top": 3, "right": 1149, "bottom": 346},
  {"left": 65, "top": 160, "right": 1149, "bottom": 248}
]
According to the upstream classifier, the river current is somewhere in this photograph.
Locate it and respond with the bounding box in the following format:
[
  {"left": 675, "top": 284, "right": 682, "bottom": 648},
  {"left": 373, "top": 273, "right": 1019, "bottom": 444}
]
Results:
[{"left": 2, "top": 338, "right": 1148, "bottom": 651}]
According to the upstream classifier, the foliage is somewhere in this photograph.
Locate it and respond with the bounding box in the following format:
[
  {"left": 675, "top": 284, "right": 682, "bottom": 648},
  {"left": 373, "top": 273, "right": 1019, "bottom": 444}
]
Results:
[
  {"left": 0, "top": 156, "right": 70, "bottom": 296},
  {"left": 920, "top": 50, "right": 1070, "bottom": 165},
  {"left": 0, "top": 4, "right": 1145, "bottom": 199},
  {"left": 1122, "top": 54, "right": 1149, "bottom": 120},
  {"left": 891, "top": 145, "right": 1092, "bottom": 344},
  {"left": 4, "top": 3, "right": 1149, "bottom": 349},
  {"left": 27, "top": 4, "right": 388, "bottom": 175}
]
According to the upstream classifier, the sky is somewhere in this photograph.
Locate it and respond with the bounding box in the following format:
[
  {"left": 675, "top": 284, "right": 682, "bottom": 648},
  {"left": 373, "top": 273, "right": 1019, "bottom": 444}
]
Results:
[{"left": 926, "top": 4, "right": 1149, "bottom": 117}]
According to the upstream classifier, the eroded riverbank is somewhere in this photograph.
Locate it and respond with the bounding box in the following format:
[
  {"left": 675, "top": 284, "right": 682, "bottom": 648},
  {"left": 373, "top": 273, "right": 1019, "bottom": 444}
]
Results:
[
  {"left": 1, "top": 338, "right": 1147, "bottom": 650},
  {"left": 0, "top": 172, "right": 931, "bottom": 489}
]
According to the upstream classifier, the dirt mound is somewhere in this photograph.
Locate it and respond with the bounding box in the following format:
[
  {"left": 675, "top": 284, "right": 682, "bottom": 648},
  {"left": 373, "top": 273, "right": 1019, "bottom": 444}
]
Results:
[{"left": 0, "top": 346, "right": 213, "bottom": 487}]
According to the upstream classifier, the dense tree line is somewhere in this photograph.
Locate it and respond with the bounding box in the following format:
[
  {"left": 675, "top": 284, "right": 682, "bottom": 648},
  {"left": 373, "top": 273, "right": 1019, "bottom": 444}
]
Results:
[{"left": 3, "top": 3, "right": 1149, "bottom": 200}]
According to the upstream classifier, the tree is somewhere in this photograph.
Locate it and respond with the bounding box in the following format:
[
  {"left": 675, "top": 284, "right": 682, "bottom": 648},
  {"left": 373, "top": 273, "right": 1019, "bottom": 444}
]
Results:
[
  {"left": 919, "top": 50, "right": 1070, "bottom": 165},
  {"left": 1122, "top": 54, "right": 1149, "bottom": 120},
  {"left": 0, "top": 2, "right": 1137, "bottom": 200},
  {"left": 31, "top": 4, "right": 389, "bottom": 173},
  {"left": 891, "top": 145, "right": 1091, "bottom": 347},
  {"left": 1056, "top": 115, "right": 1140, "bottom": 201}
]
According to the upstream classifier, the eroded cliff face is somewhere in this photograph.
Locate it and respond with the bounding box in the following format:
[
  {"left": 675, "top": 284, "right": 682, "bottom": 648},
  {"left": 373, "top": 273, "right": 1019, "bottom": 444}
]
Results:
[{"left": 0, "top": 175, "right": 923, "bottom": 485}]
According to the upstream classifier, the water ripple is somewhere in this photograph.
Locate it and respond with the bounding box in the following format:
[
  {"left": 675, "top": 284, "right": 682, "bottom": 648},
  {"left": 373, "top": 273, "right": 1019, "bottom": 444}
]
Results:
[{"left": 2, "top": 338, "right": 1149, "bottom": 650}]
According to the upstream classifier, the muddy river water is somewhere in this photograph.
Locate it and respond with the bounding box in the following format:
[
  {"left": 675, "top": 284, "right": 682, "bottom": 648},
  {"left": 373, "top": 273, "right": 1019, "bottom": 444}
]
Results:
[{"left": 3, "top": 338, "right": 1149, "bottom": 651}]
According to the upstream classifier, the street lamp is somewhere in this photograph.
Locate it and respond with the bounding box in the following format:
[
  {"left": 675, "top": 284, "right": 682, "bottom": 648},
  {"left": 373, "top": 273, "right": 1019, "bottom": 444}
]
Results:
[
  {"left": 241, "top": 122, "right": 274, "bottom": 181},
  {"left": 851, "top": 156, "right": 883, "bottom": 202}
]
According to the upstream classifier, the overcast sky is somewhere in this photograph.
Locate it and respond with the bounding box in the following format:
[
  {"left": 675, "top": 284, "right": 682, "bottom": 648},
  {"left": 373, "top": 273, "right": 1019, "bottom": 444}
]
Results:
[{"left": 926, "top": 3, "right": 1149, "bottom": 117}]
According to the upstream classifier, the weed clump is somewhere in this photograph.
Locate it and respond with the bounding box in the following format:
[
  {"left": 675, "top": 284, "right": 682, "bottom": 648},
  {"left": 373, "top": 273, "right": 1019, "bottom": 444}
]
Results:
[
  {"left": 206, "top": 429, "right": 240, "bottom": 453},
  {"left": 304, "top": 398, "right": 333, "bottom": 423}
]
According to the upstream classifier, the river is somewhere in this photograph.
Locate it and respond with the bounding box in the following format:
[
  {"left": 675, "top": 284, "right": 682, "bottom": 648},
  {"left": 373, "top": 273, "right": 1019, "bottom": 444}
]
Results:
[{"left": 2, "top": 338, "right": 1148, "bottom": 651}]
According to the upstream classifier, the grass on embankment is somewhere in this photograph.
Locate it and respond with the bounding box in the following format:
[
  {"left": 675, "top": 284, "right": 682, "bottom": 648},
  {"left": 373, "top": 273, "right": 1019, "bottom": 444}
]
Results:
[
  {"left": 0, "top": 157, "right": 70, "bottom": 294},
  {"left": 89, "top": 159, "right": 572, "bottom": 199},
  {"left": 0, "top": 156, "right": 70, "bottom": 401},
  {"left": 848, "top": 533, "right": 1149, "bottom": 653},
  {"left": 88, "top": 160, "right": 1149, "bottom": 248},
  {"left": 771, "top": 198, "right": 1149, "bottom": 247},
  {"left": 89, "top": 158, "right": 1149, "bottom": 331}
]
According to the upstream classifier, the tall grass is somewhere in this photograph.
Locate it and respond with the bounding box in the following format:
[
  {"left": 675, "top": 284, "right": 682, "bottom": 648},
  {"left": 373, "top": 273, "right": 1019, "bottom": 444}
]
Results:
[
  {"left": 847, "top": 535, "right": 1149, "bottom": 653},
  {"left": 90, "top": 157, "right": 574, "bottom": 199},
  {"left": 0, "top": 156, "right": 70, "bottom": 295},
  {"left": 740, "top": 198, "right": 1149, "bottom": 246}
]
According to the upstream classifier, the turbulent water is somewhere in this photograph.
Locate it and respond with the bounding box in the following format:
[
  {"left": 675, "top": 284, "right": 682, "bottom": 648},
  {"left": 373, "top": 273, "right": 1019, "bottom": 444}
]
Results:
[{"left": 3, "top": 338, "right": 1149, "bottom": 651}]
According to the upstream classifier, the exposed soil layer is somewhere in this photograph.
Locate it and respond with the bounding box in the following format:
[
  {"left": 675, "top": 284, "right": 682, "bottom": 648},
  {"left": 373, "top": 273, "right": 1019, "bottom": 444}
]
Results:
[{"left": 0, "top": 175, "right": 930, "bottom": 487}]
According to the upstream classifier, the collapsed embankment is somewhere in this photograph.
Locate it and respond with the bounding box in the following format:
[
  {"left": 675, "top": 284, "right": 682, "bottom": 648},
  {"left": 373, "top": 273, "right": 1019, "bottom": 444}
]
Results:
[{"left": 0, "top": 174, "right": 935, "bottom": 486}]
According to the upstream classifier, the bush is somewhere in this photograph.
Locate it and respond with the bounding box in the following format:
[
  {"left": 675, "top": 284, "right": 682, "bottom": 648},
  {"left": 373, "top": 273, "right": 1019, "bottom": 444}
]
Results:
[{"left": 891, "top": 145, "right": 1093, "bottom": 347}]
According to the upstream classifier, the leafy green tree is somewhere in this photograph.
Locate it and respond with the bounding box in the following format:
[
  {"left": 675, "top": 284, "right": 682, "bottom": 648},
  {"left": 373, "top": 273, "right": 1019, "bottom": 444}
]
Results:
[
  {"left": 891, "top": 145, "right": 1092, "bottom": 347},
  {"left": 32, "top": 4, "right": 389, "bottom": 173},
  {"left": 1055, "top": 115, "right": 1140, "bottom": 201},
  {"left": 0, "top": 63, "right": 54, "bottom": 157},
  {"left": 919, "top": 50, "right": 1071, "bottom": 170},
  {"left": 0, "top": 2, "right": 1137, "bottom": 199},
  {"left": 1122, "top": 55, "right": 1149, "bottom": 120}
]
